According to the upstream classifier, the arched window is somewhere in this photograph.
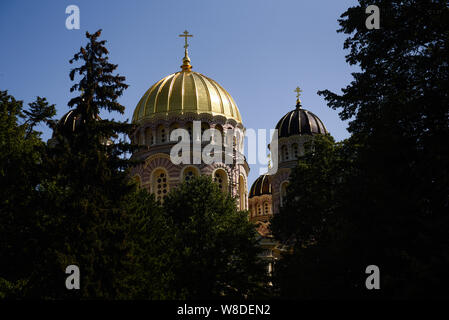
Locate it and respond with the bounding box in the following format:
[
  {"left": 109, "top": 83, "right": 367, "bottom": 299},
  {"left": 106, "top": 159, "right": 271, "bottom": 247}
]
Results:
[
  {"left": 214, "top": 124, "right": 224, "bottom": 144},
  {"left": 152, "top": 169, "right": 169, "bottom": 202},
  {"left": 263, "top": 201, "right": 270, "bottom": 215},
  {"left": 281, "top": 145, "right": 289, "bottom": 161},
  {"left": 183, "top": 166, "right": 199, "bottom": 182},
  {"left": 235, "top": 130, "right": 243, "bottom": 153},
  {"left": 145, "top": 128, "right": 152, "bottom": 146},
  {"left": 157, "top": 125, "right": 166, "bottom": 144},
  {"left": 213, "top": 169, "right": 228, "bottom": 193},
  {"left": 257, "top": 203, "right": 262, "bottom": 216},
  {"left": 292, "top": 143, "right": 299, "bottom": 159},
  {"left": 169, "top": 123, "right": 180, "bottom": 143},
  {"left": 186, "top": 122, "right": 193, "bottom": 141},
  {"left": 280, "top": 181, "right": 289, "bottom": 207},
  {"left": 201, "top": 122, "right": 210, "bottom": 137},
  {"left": 238, "top": 175, "right": 246, "bottom": 210},
  {"left": 138, "top": 129, "right": 145, "bottom": 145},
  {"left": 132, "top": 133, "right": 137, "bottom": 145}
]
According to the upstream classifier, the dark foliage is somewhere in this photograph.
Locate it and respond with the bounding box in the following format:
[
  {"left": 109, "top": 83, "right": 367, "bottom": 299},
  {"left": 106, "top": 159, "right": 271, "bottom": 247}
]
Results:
[
  {"left": 163, "top": 176, "right": 270, "bottom": 299},
  {"left": 272, "top": 0, "right": 449, "bottom": 298},
  {"left": 0, "top": 30, "right": 268, "bottom": 300}
]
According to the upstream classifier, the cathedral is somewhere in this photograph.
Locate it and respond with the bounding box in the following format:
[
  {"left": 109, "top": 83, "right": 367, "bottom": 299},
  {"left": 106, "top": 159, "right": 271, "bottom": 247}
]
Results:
[
  {"left": 129, "top": 31, "right": 248, "bottom": 208},
  {"left": 128, "top": 31, "right": 329, "bottom": 270},
  {"left": 50, "top": 31, "right": 329, "bottom": 274}
]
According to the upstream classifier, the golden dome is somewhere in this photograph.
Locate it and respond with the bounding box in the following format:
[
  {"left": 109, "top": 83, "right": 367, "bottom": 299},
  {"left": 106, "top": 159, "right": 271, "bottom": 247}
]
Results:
[{"left": 132, "top": 69, "right": 242, "bottom": 124}]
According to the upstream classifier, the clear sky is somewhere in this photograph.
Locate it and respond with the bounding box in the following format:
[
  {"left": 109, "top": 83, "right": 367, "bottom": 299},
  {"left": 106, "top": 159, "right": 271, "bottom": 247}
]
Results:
[{"left": 0, "top": 0, "right": 358, "bottom": 186}]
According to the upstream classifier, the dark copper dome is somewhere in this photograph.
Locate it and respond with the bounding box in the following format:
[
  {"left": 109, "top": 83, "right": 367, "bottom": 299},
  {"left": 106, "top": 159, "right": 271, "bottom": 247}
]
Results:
[
  {"left": 249, "top": 174, "right": 272, "bottom": 198},
  {"left": 52, "top": 109, "right": 101, "bottom": 137},
  {"left": 275, "top": 102, "right": 328, "bottom": 138}
]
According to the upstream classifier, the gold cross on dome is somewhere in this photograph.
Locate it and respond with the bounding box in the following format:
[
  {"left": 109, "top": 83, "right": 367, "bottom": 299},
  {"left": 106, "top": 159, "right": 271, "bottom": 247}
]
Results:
[
  {"left": 179, "top": 30, "right": 193, "bottom": 49},
  {"left": 294, "top": 86, "right": 303, "bottom": 104},
  {"left": 294, "top": 86, "right": 302, "bottom": 99}
]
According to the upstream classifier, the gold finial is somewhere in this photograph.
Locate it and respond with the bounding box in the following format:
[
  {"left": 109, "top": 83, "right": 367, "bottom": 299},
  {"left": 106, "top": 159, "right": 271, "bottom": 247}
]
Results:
[
  {"left": 179, "top": 30, "right": 193, "bottom": 71},
  {"left": 294, "top": 86, "right": 302, "bottom": 104}
]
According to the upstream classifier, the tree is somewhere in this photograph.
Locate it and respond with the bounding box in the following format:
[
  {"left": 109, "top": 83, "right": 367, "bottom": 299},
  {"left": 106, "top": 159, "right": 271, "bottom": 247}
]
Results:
[
  {"left": 272, "top": 0, "right": 449, "bottom": 298},
  {"left": 0, "top": 89, "right": 173, "bottom": 299},
  {"left": 162, "top": 176, "right": 269, "bottom": 299},
  {"left": 0, "top": 30, "right": 160, "bottom": 299},
  {"left": 0, "top": 91, "right": 55, "bottom": 297},
  {"left": 23, "top": 97, "right": 56, "bottom": 137},
  {"left": 37, "top": 29, "right": 142, "bottom": 298},
  {"left": 270, "top": 135, "right": 343, "bottom": 246},
  {"left": 271, "top": 135, "right": 362, "bottom": 298},
  {"left": 120, "top": 189, "right": 177, "bottom": 300}
]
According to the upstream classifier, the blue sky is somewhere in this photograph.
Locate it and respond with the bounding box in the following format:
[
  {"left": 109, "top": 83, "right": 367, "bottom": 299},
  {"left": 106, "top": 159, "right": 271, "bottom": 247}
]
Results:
[{"left": 0, "top": 0, "right": 358, "bottom": 186}]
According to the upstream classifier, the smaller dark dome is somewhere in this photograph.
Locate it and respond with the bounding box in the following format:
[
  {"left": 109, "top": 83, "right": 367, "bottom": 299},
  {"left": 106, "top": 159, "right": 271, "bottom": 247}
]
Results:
[
  {"left": 249, "top": 174, "right": 272, "bottom": 198},
  {"left": 275, "top": 102, "right": 328, "bottom": 138},
  {"left": 52, "top": 110, "right": 100, "bottom": 137}
]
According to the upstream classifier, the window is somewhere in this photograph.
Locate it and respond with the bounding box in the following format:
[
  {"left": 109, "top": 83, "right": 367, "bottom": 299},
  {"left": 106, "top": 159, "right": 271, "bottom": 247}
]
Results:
[
  {"left": 281, "top": 145, "right": 289, "bottom": 161},
  {"left": 157, "top": 125, "right": 166, "bottom": 144},
  {"left": 145, "top": 128, "right": 152, "bottom": 145},
  {"left": 152, "top": 169, "right": 169, "bottom": 202},
  {"left": 213, "top": 169, "right": 228, "bottom": 193},
  {"left": 214, "top": 125, "right": 224, "bottom": 144},
  {"left": 183, "top": 166, "right": 198, "bottom": 182},
  {"left": 292, "top": 143, "right": 299, "bottom": 159},
  {"left": 257, "top": 204, "right": 262, "bottom": 216},
  {"left": 264, "top": 202, "right": 270, "bottom": 215},
  {"left": 169, "top": 123, "right": 180, "bottom": 143},
  {"left": 280, "top": 181, "right": 288, "bottom": 207},
  {"left": 235, "top": 131, "right": 242, "bottom": 152},
  {"left": 239, "top": 175, "right": 246, "bottom": 210},
  {"left": 139, "top": 130, "right": 145, "bottom": 145},
  {"left": 186, "top": 122, "right": 193, "bottom": 141},
  {"left": 201, "top": 123, "right": 209, "bottom": 137}
]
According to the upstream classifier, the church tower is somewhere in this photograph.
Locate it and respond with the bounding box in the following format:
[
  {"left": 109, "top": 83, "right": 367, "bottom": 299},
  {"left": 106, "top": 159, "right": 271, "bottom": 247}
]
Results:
[
  {"left": 249, "top": 87, "right": 328, "bottom": 228},
  {"left": 269, "top": 87, "right": 328, "bottom": 214},
  {"left": 247, "top": 87, "right": 329, "bottom": 275},
  {"left": 130, "top": 31, "right": 249, "bottom": 208}
]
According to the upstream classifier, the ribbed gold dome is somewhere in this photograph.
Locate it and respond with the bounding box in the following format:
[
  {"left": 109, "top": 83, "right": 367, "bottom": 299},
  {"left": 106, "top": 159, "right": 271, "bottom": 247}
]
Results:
[{"left": 132, "top": 70, "right": 242, "bottom": 124}]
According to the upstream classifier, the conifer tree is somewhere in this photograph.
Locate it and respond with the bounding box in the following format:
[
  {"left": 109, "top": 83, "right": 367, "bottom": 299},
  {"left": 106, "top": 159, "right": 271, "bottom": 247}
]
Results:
[
  {"left": 0, "top": 31, "right": 172, "bottom": 299},
  {"left": 41, "top": 29, "right": 142, "bottom": 298}
]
